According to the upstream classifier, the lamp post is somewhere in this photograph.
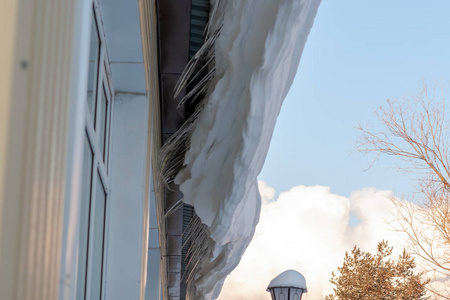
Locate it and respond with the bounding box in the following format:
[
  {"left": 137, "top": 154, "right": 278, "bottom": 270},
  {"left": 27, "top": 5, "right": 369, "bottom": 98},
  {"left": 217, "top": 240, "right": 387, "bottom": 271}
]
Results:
[{"left": 266, "top": 270, "right": 307, "bottom": 300}]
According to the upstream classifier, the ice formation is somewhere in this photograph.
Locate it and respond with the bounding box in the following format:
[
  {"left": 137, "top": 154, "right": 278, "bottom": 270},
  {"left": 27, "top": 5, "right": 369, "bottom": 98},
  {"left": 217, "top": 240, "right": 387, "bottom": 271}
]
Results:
[{"left": 173, "top": 0, "right": 321, "bottom": 298}]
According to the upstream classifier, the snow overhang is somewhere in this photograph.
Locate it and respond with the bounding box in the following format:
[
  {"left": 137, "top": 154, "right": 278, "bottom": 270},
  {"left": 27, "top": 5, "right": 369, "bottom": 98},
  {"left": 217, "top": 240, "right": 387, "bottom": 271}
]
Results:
[{"left": 157, "top": 1, "right": 321, "bottom": 300}]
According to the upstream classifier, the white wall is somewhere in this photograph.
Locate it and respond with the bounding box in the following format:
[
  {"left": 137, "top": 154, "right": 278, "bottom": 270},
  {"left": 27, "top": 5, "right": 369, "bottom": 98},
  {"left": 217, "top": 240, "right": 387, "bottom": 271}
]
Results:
[{"left": 105, "top": 93, "right": 149, "bottom": 300}]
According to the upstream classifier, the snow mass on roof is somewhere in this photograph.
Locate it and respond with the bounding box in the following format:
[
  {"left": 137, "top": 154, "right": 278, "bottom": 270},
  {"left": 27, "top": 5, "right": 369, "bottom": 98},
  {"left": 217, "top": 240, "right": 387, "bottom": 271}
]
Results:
[{"left": 169, "top": 0, "right": 321, "bottom": 299}]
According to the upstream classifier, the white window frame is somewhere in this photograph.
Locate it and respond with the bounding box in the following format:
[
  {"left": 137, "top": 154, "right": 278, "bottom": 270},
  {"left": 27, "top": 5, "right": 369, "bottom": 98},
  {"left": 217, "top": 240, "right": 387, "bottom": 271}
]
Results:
[{"left": 77, "top": 2, "right": 115, "bottom": 299}]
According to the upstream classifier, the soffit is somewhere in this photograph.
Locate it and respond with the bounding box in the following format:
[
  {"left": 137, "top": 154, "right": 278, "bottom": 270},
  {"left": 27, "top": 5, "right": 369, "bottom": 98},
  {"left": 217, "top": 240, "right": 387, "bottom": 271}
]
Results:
[{"left": 99, "top": 0, "right": 146, "bottom": 93}]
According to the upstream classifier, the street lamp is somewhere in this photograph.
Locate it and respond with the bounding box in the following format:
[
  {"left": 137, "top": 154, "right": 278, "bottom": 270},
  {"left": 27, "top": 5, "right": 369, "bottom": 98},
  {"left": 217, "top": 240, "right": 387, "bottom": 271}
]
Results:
[{"left": 266, "top": 270, "right": 307, "bottom": 300}]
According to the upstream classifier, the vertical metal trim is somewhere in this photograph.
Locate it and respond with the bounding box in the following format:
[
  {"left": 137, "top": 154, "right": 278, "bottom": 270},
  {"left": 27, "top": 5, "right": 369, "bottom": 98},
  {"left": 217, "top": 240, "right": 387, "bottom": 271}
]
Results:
[
  {"left": 0, "top": 0, "right": 79, "bottom": 299},
  {"left": 138, "top": 0, "right": 162, "bottom": 299}
]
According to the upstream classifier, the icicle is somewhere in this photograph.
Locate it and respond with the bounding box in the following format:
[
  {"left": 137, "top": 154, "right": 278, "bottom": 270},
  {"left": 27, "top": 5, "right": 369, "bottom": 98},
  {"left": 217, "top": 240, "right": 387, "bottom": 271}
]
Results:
[
  {"left": 178, "top": 68, "right": 216, "bottom": 108},
  {"left": 164, "top": 199, "right": 184, "bottom": 219},
  {"left": 173, "top": 27, "right": 221, "bottom": 98}
]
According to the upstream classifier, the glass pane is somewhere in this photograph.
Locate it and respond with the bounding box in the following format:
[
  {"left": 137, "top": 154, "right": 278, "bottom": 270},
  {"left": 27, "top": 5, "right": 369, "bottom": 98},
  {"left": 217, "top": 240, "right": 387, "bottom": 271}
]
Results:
[
  {"left": 87, "top": 18, "right": 100, "bottom": 122},
  {"left": 292, "top": 288, "right": 301, "bottom": 300},
  {"left": 97, "top": 85, "right": 108, "bottom": 160},
  {"left": 273, "top": 288, "right": 289, "bottom": 300},
  {"left": 76, "top": 135, "right": 93, "bottom": 300},
  {"left": 88, "top": 173, "right": 106, "bottom": 300}
]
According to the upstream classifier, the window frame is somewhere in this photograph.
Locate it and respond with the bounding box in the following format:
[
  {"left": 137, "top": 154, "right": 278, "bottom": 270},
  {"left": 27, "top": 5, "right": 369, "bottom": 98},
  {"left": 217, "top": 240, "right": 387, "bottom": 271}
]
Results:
[{"left": 78, "top": 2, "right": 115, "bottom": 299}]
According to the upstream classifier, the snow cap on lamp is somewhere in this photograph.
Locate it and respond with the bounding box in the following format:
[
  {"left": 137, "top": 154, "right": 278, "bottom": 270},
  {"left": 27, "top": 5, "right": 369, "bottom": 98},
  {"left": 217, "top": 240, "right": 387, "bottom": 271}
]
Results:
[{"left": 267, "top": 270, "right": 307, "bottom": 300}]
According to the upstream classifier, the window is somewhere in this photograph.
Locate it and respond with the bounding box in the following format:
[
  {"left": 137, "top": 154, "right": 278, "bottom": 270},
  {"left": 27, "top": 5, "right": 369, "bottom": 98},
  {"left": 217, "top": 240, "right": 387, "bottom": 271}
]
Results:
[{"left": 77, "top": 6, "right": 113, "bottom": 300}]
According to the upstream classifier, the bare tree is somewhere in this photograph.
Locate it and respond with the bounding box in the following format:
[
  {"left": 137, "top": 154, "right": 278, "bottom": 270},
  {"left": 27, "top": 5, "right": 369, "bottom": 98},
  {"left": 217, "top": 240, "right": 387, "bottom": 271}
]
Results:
[{"left": 357, "top": 84, "right": 450, "bottom": 299}]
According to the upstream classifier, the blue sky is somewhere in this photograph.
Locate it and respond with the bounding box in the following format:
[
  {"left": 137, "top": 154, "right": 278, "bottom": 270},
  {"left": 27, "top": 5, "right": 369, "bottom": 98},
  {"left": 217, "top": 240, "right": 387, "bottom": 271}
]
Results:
[
  {"left": 222, "top": 2, "right": 450, "bottom": 299},
  {"left": 259, "top": 0, "right": 450, "bottom": 197}
]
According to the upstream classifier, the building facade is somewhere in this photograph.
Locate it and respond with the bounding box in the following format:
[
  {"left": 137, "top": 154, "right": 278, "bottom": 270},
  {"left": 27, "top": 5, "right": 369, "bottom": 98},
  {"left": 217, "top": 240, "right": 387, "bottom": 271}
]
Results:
[
  {"left": 1, "top": 0, "right": 165, "bottom": 299},
  {"left": 0, "top": 0, "right": 320, "bottom": 299}
]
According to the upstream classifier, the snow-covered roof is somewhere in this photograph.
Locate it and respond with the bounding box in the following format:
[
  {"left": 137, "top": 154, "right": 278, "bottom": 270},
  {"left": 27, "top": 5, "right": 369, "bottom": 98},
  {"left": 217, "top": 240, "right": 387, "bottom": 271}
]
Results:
[{"left": 267, "top": 270, "right": 307, "bottom": 291}]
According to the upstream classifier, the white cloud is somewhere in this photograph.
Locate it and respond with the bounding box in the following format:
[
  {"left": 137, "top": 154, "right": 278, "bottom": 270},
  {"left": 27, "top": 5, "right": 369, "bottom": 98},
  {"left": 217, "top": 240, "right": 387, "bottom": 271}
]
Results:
[{"left": 218, "top": 182, "right": 406, "bottom": 300}]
